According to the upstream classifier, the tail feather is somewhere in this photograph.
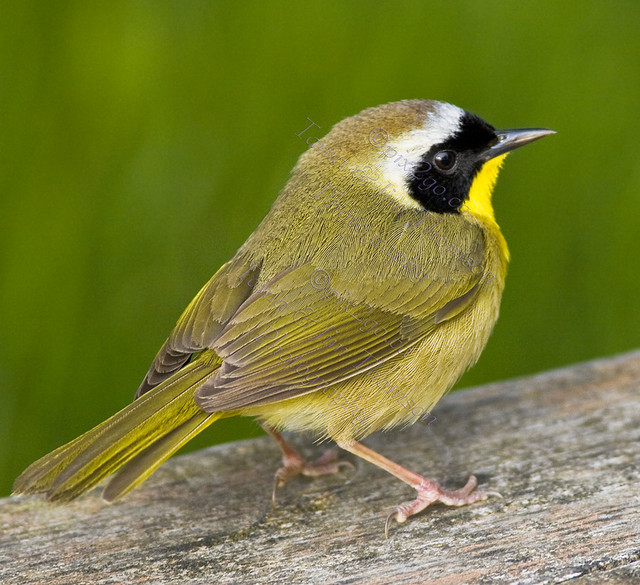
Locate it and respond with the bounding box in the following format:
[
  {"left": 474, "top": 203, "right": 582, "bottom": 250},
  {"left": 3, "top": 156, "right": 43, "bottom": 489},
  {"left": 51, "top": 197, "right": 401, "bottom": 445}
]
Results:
[
  {"left": 102, "top": 410, "right": 217, "bottom": 501},
  {"left": 13, "top": 358, "right": 222, "bottom": 502}
]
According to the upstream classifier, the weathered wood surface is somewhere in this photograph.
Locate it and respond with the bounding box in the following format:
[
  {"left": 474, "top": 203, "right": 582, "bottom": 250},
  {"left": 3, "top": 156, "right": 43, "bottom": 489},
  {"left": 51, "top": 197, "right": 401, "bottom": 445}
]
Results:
[{"left": 1, "top": 350, "right": 640, "bottom": 585}]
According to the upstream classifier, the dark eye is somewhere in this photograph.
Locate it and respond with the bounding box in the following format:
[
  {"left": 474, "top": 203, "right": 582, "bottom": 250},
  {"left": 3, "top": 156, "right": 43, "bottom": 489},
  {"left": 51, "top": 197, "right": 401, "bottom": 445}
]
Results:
[{"left": 434, "top": 150, "right": 457, "bottom": 171}]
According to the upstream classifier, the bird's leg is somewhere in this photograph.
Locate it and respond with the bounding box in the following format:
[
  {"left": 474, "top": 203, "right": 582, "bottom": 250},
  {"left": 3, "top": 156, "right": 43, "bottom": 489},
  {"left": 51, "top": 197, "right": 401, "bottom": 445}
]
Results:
[
  {"left": 263, "top": 425, "right": 353, "bottom": 504},
  {"left": 336, "top": 440, "right": 496, "bottom": 537}
]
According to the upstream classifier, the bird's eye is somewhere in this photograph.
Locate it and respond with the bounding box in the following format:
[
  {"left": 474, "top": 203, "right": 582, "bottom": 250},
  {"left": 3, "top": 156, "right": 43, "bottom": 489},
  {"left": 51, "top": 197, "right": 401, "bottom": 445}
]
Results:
[{"left": 434, "top": 150, "right": 457, "bottom": 171}]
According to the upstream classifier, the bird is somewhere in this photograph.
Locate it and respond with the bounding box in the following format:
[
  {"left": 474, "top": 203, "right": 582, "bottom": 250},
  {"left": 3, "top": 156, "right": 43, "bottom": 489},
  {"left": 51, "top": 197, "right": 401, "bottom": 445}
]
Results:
[{"left": 13, "top": 99, "right": 554, "bottom": 536}]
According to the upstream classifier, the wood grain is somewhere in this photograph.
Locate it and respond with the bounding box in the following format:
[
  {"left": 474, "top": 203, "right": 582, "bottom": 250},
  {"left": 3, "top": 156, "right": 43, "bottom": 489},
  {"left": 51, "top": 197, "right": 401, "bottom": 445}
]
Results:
[{"left": 2, "top": 350, "right": 639, "bottom": 584}]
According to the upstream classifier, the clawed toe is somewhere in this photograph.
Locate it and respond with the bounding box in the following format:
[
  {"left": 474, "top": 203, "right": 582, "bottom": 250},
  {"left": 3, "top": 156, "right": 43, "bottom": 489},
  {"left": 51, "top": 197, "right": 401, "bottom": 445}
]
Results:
[
  {"left": 384, "top": 506, "right": 411, "bottom": 538},
  {"left": 272, "top": 449, "right": 353, "bottom": 505},
  {"left": 383, "top": 475, "right": 495, "bottom": 538}
]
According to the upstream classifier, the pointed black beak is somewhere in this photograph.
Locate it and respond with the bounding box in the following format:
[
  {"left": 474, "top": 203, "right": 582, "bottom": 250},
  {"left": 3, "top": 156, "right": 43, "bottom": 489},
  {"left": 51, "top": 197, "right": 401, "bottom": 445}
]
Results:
[{"left": 479, "top": 128, "right": 556, "bottom": 162}]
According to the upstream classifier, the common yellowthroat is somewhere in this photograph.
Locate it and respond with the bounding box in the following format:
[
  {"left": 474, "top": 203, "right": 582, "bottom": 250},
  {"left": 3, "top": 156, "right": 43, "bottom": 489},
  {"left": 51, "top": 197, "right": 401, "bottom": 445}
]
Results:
[{"left": 14, "top": 100, "right": 553, "bottom": 535}]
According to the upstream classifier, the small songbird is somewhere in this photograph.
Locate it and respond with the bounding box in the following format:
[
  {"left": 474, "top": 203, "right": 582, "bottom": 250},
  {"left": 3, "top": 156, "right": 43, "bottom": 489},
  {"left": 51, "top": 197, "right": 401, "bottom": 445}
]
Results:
[{"left": 14, "top": 100, "right": 554, "bottom": 535}]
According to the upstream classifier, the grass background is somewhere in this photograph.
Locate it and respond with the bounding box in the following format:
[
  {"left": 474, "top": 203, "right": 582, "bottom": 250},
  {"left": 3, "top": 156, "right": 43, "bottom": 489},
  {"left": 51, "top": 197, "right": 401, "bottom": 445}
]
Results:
[{"left": 1, "top": 1, "right": 639, "bottom": 496}]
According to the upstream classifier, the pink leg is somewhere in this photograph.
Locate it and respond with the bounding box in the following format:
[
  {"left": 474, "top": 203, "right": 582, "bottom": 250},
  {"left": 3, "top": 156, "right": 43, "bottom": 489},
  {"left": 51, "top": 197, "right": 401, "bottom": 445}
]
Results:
[
  {"left": 337, "top": 440, "right": 498, "bottom": 537},
  {"left": 263, "top": 426, "right": 353, "bottom": 504}
]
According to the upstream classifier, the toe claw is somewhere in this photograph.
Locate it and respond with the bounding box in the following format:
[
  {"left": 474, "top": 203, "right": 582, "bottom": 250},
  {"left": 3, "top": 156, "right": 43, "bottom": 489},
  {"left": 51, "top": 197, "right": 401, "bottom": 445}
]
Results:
[
  {"left": 272, "top": 466, "right": 295, "bottom": 506},
  {"left": 484, "top": 490, "right": 503, "bottom": 499},
  {"left": 337, "top": 460, "right": 355, "bottom": 473},
  {"left": 384, "top": 510, "right": 398, "bottom": 539},
  {"left": 385, "top": 505, "right": 410, "bottom": 538},
  {"left": 272, "top": 474, "right": 283, "bottom": 506}
]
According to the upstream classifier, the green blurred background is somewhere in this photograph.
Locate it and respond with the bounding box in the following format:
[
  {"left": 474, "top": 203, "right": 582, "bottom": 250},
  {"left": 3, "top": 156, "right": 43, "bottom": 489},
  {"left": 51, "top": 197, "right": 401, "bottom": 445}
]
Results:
[{"left": 1, "top": 1, "right": 639, "bottom": 497}]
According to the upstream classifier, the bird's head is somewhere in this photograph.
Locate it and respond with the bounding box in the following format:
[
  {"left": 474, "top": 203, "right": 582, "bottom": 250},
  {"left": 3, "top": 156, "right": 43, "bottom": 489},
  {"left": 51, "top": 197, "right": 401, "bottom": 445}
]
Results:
[{"left": 299, "top": 100, "right": 554, "bottom": 227}]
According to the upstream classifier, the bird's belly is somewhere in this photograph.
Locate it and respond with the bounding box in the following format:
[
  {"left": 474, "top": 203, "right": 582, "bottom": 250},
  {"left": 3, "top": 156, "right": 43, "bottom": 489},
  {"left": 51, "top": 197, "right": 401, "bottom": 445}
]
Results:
[{"left": 244, "top": 284, "right": 502, "bottom": 442}]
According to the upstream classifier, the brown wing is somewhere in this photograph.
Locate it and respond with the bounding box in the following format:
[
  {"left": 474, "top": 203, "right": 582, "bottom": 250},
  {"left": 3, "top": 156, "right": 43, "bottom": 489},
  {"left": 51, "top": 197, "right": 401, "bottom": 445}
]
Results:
[
  {"left": 195, "top": 250, "right": 486, "bottom": 411},
  {"left": 136, "top": 260, "right": 260, "bottom": 397}
]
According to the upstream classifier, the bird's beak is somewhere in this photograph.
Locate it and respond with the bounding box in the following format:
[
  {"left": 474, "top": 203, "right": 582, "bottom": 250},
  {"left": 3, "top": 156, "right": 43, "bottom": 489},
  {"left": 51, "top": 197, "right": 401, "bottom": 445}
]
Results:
[{"left": 479, "top": 128, "right": 556, "bottom": 162}]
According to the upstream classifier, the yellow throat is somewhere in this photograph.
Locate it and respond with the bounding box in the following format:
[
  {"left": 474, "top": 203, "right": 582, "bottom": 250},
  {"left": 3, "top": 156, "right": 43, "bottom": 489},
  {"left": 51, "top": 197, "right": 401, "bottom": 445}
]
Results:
[{"left": 463, "top": 153, "right": 510, "bottom": 262}]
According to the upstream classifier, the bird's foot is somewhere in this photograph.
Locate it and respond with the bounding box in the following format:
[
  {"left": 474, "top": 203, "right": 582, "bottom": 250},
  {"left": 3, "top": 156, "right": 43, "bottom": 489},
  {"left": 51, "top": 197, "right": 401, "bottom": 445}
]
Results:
[
  {"left": 385, "top": 474, "right": 500, "bottom": 537},
  {"left": 272, "top": 448, "right": 353, "bottom": 504},
  {"left": 336, "top": 439, "right": 500, "bottom": 537},
  {"left": 262, "top": 425, "right": 353, "bottom": 504}
]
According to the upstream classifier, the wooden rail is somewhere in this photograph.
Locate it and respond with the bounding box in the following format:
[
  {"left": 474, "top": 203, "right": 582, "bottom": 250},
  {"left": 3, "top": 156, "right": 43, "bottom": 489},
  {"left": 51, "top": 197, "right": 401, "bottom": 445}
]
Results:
[{"left": 2, "top": 350, "right": 640, "bottom": 584}]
